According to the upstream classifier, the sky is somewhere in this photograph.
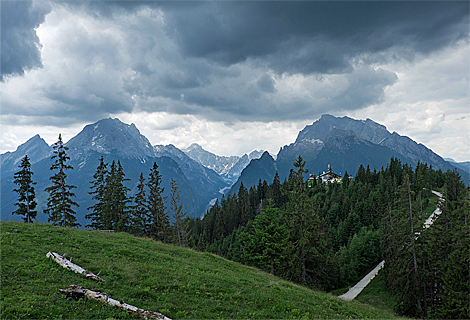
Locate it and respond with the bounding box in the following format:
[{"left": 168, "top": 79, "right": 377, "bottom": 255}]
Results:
[{"left": 1, "top": 1, "right": 469, "bottom": 161}]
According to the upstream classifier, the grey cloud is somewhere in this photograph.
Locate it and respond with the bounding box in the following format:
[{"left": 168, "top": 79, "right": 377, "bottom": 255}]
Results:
[
  {"left": 334, "top": 68, "right": 399, "bottom": 111},
  {"left": 1, "top": 1, "right": 466, "bottom": 128},
  {"left": 160, "top": 72, "right": 201, "bottom": 90},
  {"left": 165, "top": 2, "right": 468, "bottom": 74},
  {"left": 257, "top": 74, "right": 276, "bottom": 93},
  {"left": 1, "top": 0, "right": 51, "bottom": 80}
]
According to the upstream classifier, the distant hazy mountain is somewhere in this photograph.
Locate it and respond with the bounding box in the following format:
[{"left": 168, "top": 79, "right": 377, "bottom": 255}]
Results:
[
  {"left": 1, "top": 118, "right": 227, "bottom": 225},
  {"left": 183, "top": 143, "right": 264, "bottom": 182},
  {"left": 444, "top": 158, "right": 470, "bottom": 175},
  {"left": 232, "top": 114, "right": 469, "bottom": 193},
  {"left": 154, "top": 143, "right": 228, "bottom": 193}
]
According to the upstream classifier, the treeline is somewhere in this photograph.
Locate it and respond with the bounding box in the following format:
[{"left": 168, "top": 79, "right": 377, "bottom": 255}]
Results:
[
  {"left": 11, "top": 134, "right": 189, "bottom": 246},
  {"left": 186, "top": 156, "right": 469, "bottom": 318}
]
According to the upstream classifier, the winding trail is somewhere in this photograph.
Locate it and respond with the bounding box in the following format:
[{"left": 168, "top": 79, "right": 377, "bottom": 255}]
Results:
[{"left": 338, "top": 190, "right": 443, "bottom": 301}]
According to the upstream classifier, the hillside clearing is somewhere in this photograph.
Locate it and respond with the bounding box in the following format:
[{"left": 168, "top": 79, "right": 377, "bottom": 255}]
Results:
[{"left": 1, "top": 222, "right": 400, "bottom": 319}]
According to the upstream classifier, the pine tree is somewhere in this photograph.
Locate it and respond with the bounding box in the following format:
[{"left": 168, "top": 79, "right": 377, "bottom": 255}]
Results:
[
  {"left": 238, "top": 182, "right": 250, "bottom": 226},
  {"left": 271, "top": 172, "right": 283, "bottom": 208},
  {"left": 130, "top": 172, "right": 150, "bottom": 236},
  {"left": 286, "top": 155, "right": 329, "bottom": 288},
  {"left": 147, "top": 162, "right": 169, "bottom": 242},
  {"left": 86, "top": 156, "right": 108, "bottom": 229},
  {"left": 170, "top": 178, "right": 188, "bottom": 247},
  {"left": 102, "top": 160, "right": 131, "bottom": 232},
  {"left": 44, "top": 134, "right": 80, "bottom": 227},
  {"left": 13, "top": 155, "right": 37, "bottom": 223}
]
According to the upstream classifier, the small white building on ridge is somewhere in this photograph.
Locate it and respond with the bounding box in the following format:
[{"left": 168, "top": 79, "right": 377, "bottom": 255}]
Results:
[{"left": 308, "top": 166, "right": 343, "bottom": 183}]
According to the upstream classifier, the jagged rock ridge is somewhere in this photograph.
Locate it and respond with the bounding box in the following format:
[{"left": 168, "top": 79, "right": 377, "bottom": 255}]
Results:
[{"left": 183, "top": 143, "right": 264, "bottom": 182}]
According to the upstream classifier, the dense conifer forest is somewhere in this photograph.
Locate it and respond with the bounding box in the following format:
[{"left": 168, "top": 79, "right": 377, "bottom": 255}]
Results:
[{"left": 186, "top": 157, "right": 469, "bottom": 319}]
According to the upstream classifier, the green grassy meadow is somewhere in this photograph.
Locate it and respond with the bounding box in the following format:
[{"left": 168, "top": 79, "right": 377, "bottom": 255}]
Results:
[{"left": 1, "top": 222, "right": 400, "bottom": 319}]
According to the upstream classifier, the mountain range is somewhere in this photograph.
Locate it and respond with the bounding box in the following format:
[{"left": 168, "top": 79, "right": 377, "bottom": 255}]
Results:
[
  {"left": 1, "top": 115, "right": 468, "bottom": 226},
  {"left": 1, "top": 118, "right": 243, "bottom": 225},
  {"left": 230, "top": 114, "right": 469, "bottom": 194}
]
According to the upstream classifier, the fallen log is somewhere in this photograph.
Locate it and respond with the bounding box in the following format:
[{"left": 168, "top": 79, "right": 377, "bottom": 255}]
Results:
[
  {"left": 46, "top": 252, "right": 104, "bottom": 281},
  {"left": 60, "top": 285, "right": 171, "bottom": 320}
]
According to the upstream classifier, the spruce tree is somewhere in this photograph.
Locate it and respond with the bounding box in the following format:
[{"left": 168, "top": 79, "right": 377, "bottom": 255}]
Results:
[
  {"left": 237, "top": 182, "right": 250, "bottom": 226},
  {"left": 130, "top": 172, "right": 150, "bottom": 236},
  {"left": 44, "top": 134, "right": 80, "bottom": 227},
  {"left": 102, "top": 160, "right": 131, "bottom": 232},
  {"left": 170, "top": 178, "right": 188, "bottom": 247},
  {"left": 147, "top": 162, "right": 169, "bottom": 242},
  {"left": 86, "top": 156, "right": 108, "bottom": 229},
  {"left": 13, "top": 155, "right": 37, "bottom": 223},
  {"left": 287, "top": 155, "right": 329, "bottom": 287}
]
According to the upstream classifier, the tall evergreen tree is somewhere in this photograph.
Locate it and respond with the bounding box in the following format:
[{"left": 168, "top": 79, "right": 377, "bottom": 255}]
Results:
[
  {"left": 102, "top": 160, "right": 131, "bottom": 232},
  {"left": 130, "top": 172, "right": 150, "bottom": 236},
  {"left": 237, "top": 182, "right": 250, "bottom": 226},
  {"left": 44, "top": 134, "right": 80, "bottom": 227},
  {"left": 286, "top": 155, "right": 329, "bottom": 288},
  {"left": 86, "top": 156, "right": 108, "bottom": 229},
  {"left": 147, "top": 162, "right": 170, "bottom": 242},
  {"left": 270, "top": 172, "right": 283, "bottom": 208},
  {"left": 13, "top": 155, "right": 37, "bottom": 223},
  {"left": 170, "top": 178, "right": 188, "bottom": 247}
]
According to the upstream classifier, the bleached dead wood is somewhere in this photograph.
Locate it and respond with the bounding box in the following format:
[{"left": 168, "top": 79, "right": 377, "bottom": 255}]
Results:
[
  {"left": 46, "top": 251, "right": 104, "bottom": 281},
  {"left": 60, "top": 285, "right": 171, "bottom": 320}
]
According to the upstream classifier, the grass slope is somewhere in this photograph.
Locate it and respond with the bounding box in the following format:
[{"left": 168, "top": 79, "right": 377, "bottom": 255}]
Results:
[
  {"left": 355, "top": 270, "right": 396, "bottom": 315},
  {"left": 1, "top": 222, "right": 399, "bottom": 319}
]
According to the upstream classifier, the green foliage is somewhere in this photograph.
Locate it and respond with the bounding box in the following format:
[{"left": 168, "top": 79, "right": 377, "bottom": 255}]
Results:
[
  {"left": 13, "top": 155, "right": 37, "bottom": 223},
  {"left": 241, "top": 201, "right": 290, "bottom": 275},
  {"left": 188, "top": 156, "right": 461, "bottom": 318},
  {"left": 130, "top": 172, "right": 150, "bottom": 236},
  {"left": 381, "top": 168, "right": 470, "bottom": 319},
  {"left": 85, "top": 156, "right": 108, "bottom": 229},
  {"left": 0, "top": 222, "right": 400, "bottom": 319},
  {"left": 102, "top": 160, "right": 132, "bottom": 232},
  {"left": 86, "top": 158, "right": 132, "bottom": 232},
  {"left": 337, "top": 227, "right": 381, "bottom": 287},
  {"left": 146, "top": 162, "right": 170, "bottom": 242},
  {"left": 170, "top": 178, "right": 188, "bottom": 247},
  {"left": 44, "top": 134, "right": 80, "bottom": 228}
]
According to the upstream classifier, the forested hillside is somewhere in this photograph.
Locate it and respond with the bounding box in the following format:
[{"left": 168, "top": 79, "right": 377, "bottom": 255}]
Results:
[{"left": 187, "top": 157, "right": 470, "bottom": 319}]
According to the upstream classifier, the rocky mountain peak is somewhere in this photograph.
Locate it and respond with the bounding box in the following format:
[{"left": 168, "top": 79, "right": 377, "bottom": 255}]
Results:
[
  {"left": 0, "top": 134, "right": 51, "bottom": 171},
  {"left": 186, "top": 143, "right": 204, "bottom": 151},
  {"left": 66, "top": 118, "right": 155, "bottom": 159},
  {"left": 295, "top": 114, "right": 391, "bottom": 146}
]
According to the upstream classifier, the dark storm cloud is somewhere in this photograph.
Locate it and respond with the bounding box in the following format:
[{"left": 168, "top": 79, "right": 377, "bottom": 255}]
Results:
[
  {"left": 59, "top": 1, "right": 469, "bottom": 74},
  {"left": 164, "top": 1, "right": 469, "bottom": 74},
  {"left": 1, "top": 0, "right": 51, "bottom": 80},
  {"left": 1, "top": 1, "right": 468, "bottom": 126}
]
